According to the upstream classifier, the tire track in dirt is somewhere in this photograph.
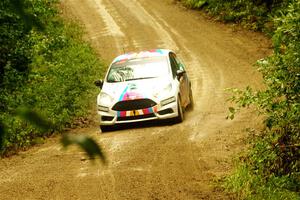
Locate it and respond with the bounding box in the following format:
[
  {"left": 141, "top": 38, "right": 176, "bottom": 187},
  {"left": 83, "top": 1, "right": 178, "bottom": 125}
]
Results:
[{"left": 96, "top": 1, "right": 215, "bottom": 198}]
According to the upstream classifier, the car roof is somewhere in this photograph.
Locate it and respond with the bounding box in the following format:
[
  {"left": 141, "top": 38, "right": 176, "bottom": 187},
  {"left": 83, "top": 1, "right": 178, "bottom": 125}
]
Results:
[{"left": 112, "top": 49, "right": 172, "bottom": 64}]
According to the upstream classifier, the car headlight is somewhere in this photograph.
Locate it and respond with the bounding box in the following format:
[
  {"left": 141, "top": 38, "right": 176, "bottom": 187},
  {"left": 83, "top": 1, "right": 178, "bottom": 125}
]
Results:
[
  {"left": 98, "top": 105, "right": 109, "bottom": 112},
  {"left": 98, "top": 92, "right": 114, "bottom": 106},
  {"left": 161, "top": 96, "right": 176, "bottom": 106}
]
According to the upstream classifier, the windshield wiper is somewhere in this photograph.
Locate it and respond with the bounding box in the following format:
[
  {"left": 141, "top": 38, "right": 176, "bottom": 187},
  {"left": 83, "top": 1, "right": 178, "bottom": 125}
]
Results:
[
  {"left": 125, "top": 77, "right": 156, "bottom": 81},
  {"left": 107, "top": 80, "right": 122, "bottom": 83}
]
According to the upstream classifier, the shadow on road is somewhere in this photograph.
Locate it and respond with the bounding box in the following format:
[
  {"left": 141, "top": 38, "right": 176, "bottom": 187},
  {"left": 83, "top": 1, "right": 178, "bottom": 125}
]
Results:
[{"left": 100, "top": 118, "right": 177, "bottom": 133}]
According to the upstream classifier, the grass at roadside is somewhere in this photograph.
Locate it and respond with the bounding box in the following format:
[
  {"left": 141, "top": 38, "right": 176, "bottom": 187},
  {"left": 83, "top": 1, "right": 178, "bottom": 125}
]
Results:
[{"left": 224, "top": 163, "right": 299, "bottom": 199}]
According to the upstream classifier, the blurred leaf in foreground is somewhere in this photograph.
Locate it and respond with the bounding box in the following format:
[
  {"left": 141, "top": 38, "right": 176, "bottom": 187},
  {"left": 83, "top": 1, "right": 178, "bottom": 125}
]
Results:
[
  {"left": 15, "top": 107, "right": 106, "bottom": 163},
  {"left": 61, "top": 134, "right": 106, "bottom": 163},
  {"left": 16, "top": 107, "right": 54, "bottom": 131}
]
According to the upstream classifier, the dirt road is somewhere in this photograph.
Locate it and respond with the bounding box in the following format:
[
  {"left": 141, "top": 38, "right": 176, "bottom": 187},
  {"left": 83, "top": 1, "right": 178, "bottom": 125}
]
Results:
[{"left": 0, "top": 0, "right": 271, "bottom": 199}]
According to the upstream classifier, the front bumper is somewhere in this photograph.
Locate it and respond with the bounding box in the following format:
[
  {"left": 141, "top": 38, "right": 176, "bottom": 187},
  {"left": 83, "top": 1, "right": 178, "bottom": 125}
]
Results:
[{"left": 98, "top": 100, "right": 178, "bottom": 126}]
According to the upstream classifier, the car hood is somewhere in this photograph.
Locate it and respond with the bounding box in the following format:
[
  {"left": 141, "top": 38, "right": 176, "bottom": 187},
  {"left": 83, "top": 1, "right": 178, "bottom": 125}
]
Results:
[{"left": 101, "top": 77, "right": 171, "bottom": 103}]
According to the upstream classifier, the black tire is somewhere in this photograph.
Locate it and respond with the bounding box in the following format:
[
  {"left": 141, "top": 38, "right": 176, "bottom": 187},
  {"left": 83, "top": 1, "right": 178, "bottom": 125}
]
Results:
[
  {"left": 175, "top": 96, "right": 184, "bottom": 123},
  {"left": 100, "top": 125, "right": 113, "bottom": 133}
]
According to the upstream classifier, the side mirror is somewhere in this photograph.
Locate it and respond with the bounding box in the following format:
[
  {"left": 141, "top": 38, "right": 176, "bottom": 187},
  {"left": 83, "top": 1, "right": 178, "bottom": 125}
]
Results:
[
  {"left": 176, "top": 70, "right": 185, "bottom": 80},
  {"left": 94, "top": 80, "right": 103, "bottom": 89}
]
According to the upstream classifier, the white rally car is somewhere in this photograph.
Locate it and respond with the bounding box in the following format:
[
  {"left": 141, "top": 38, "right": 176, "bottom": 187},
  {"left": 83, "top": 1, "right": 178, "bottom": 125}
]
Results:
[{"left": 95, "top": 49, "right": 193, "bottom": 132}]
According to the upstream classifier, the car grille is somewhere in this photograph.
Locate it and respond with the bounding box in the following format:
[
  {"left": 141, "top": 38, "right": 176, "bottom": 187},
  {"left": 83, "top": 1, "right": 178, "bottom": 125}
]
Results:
[
  {"left": 112, "top": 99, "right": 157, "bottom": 111},
  {"left": 117, "top": 113, "right": 156, "bottom": 121}
]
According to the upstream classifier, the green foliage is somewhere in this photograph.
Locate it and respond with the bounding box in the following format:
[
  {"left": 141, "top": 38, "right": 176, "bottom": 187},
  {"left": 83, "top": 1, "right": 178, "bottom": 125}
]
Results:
[
  {"left": 179, "top": 0, "right": 300, "bottom": 198},
  {"left": 225, "top": 164, "right": 299, "bottom": 199},
  {"left": 9, "top": 0, "right": 46, "bottom": 31},
  {"left": 178, "top": 0, "right": 293, "bottom": 31},
  {"left": 0, "top": 0, "right": 105, "bottom": 155},
  {"left": 183, "top": 0, "right": 207, "bottom": 8},
  {"left": 224, "top": 1, "right": 300, "bottom": 199}
]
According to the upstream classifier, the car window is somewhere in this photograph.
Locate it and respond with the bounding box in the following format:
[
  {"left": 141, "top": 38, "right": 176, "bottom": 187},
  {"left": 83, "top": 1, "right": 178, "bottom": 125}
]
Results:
[
  {"left": 169, "top": 53, "right": 181, "bottom": 78},
  {"left": 174, "top": 56, "right": 185, "bottom": 71},
  {"left": 107, "top": 56, "right": 170, "bottom": 82}
]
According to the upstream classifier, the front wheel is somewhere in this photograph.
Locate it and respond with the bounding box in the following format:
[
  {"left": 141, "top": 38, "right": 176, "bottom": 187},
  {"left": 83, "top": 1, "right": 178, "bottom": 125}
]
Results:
[{"left": 174, "top": 96, "right": 184, "bottom": 123}]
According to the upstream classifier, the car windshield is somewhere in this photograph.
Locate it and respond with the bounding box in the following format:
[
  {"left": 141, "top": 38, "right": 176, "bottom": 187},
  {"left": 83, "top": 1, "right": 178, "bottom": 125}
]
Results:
[{"left": 106, "top": 56, "right": 170, "bottom": 82}]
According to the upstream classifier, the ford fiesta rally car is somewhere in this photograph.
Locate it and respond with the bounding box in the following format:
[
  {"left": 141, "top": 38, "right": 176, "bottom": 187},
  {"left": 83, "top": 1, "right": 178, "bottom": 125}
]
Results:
[{"left": 95, "top": 49, "right": 193, "bottom": 132}]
